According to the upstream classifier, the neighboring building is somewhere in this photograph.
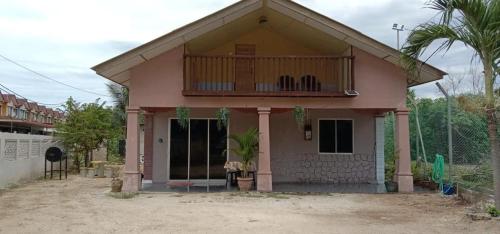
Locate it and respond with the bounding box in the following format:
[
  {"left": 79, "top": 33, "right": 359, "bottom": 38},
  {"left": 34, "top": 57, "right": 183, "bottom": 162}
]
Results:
[
  {"left": 92, "top": 0, "right": 445, "bottom": 192},
  {"left": 0, "top": 92, "right": 64, "bottom": 134}
]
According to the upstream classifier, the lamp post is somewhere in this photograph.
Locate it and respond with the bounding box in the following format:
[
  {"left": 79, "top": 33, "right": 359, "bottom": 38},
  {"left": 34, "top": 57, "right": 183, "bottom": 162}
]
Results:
[{"left": 392, "top": 23, "right": 405, "bottom": 50}]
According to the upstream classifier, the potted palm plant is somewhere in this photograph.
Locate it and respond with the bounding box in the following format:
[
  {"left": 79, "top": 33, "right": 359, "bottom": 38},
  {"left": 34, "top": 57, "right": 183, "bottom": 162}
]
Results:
[{"left": 229, "top": 127, "right": 259, "bottom": 191}]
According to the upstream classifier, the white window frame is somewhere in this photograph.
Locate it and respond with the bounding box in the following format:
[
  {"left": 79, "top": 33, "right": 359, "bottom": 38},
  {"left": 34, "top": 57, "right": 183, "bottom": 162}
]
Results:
[{"left": 317, "top": 118, "right": 354, "bottom": 154}]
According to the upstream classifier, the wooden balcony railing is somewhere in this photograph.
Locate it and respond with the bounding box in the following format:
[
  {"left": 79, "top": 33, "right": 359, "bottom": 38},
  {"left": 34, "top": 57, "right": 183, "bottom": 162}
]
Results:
[{"left": 183, "top": 55, "right": 355, "bottom": 97}]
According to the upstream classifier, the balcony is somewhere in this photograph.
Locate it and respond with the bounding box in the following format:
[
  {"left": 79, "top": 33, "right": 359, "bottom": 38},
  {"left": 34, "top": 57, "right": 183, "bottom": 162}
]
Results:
[{"left": 183, "top": 55, "right": 356, "bottom": 97}]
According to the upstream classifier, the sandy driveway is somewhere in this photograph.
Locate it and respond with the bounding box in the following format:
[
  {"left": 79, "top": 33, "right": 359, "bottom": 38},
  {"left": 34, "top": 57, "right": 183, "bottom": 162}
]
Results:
[{"left": 0, "top": 176, "right": 498, "bottom": 234}]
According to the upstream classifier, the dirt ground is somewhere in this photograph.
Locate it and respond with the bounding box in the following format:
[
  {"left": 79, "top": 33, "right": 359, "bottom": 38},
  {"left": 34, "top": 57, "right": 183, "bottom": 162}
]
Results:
[{"left": 0, "top": 176, "right": 498, "bottom": 234}]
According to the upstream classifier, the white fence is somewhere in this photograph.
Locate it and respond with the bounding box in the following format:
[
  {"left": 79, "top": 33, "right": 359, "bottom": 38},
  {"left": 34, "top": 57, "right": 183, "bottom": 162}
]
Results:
[{"left": 0, "top": 132, "right": 61, "bottom": 188}]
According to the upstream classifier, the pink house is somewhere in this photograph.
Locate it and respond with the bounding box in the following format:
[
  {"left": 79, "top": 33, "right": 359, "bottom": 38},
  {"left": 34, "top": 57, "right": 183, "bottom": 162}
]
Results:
[{"left": 92, "top": 0, "right": 445, "bottom": 192}]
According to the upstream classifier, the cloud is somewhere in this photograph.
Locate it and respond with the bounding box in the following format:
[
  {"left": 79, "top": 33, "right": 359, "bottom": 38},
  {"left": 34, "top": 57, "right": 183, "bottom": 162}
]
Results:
[{"left": 0, "top": 0, "right": 480, "bottom": 105}]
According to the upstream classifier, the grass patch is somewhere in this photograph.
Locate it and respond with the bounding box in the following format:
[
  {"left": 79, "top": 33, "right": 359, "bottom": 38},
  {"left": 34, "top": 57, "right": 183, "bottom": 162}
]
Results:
[{"left": 106, "top": 192, "right": 139, "bottom": 199}]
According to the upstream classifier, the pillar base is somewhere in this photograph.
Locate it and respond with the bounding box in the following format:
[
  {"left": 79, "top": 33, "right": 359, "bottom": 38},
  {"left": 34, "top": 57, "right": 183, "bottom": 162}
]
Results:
[
  {"left": 257, "top": 171, "right": 272, "bottom": 192},
  {"left": 397, "top": 173, "right": 414, "bottom": 193},
  {"left": 122, "top": 171, "right": 141, "bottom": 192}
]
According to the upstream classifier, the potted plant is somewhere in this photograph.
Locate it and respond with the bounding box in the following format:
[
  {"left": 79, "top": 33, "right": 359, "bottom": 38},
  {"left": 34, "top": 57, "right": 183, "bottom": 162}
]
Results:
[
  {"left": 176, "top": 106, "right": 190, "bottom": 129},
  {"left": 110, "top": 167, "right": 123, "bottom": 192},
  {"left": 384, "top": 160, "right": 398, "bottom": 192},
  {"left": 229, "top": 127, "right": 259, "bottom": 191},
  {"left": 215, "top": 107, "right": 230, "bottom": 130},
  {"left": 384, "top": 149, "right": 398, "bottom": 192}
]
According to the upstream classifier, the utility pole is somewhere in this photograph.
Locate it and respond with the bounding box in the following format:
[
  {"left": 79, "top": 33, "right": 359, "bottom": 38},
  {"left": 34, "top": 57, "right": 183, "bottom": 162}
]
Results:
[{"left": 436, "top": 82, "right": 453, "bottom": 182}]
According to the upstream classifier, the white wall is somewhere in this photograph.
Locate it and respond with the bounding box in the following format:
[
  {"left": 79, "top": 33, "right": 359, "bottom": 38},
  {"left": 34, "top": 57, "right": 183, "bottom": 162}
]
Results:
[{"left": 0, "top": 133, "right": 61, "bottom": 188}]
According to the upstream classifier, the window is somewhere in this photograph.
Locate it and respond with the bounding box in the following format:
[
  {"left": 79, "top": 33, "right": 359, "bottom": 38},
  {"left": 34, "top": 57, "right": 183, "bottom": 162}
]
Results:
[{"left": 318, "top": 119, "right": 353, "bottom": 153}]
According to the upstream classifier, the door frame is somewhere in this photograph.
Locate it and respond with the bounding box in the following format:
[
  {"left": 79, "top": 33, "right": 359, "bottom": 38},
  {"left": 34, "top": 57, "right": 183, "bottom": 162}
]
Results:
[{"left": 167, "top": 117, "right": 230, "bottom": 185}]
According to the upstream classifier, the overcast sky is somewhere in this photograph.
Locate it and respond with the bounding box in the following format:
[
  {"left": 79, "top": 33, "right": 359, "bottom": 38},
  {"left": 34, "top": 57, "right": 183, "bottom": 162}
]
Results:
[{"left": 0, "top": 0, "right": 484, "bottom": 108}]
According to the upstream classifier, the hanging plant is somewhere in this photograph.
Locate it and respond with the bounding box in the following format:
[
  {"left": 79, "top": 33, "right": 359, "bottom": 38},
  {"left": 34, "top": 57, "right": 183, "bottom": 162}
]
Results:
[
  {"left": 215, "top": 107, "right": 230, "bottom": 130},
  {"left": 176, "top": 106, "right": 190, "bottom": 129},
  {"left": 293, "top": 106, "right": 305, "bottom": 127}
]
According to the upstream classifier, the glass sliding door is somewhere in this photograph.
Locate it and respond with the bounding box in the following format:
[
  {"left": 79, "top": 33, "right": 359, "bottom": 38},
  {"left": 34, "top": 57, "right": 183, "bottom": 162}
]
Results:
[
  {"left": 169, "top": 118, "right": 228, "bottom": 183},
  {"left": 209, "top": 120, "right": 227, "bottom": 179},
  {"left": 189, "top": 119, "right": 208, "bottom": 179},
  {"left": 169, "top": 119, "right": 188, "bottom": 179}
]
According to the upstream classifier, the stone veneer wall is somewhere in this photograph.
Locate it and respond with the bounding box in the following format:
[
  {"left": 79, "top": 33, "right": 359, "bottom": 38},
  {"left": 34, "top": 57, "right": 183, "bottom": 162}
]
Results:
[{"left": 272, "top": 153, "right": 375, "bottom": 183}]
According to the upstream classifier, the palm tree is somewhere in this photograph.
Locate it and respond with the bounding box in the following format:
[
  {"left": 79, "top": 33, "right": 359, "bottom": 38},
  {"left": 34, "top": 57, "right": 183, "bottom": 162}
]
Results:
[
  {"left": 401, "top": 0, "right": 499, "bottom": 208},
  {"left": 106, "top": 83, "right": 129, "bottom": 130}
]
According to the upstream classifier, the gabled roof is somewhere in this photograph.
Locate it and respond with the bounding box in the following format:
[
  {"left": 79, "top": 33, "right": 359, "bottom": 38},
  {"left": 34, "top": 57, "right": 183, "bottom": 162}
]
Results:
[
  {"left": 29, "top": 102, "right": 39, "bottom": 112},
  {"left": 16, "top": 99, "right": 30, "bottom": 109},
  {"left": 1, "top": 94, "right": 8, "bottom": 103},
  {"left": 6, "top": 94, "right": 18, "bottom": 106},
  {"left": 38, "top": 105, "right": 47, "bottom": 114},
  {"left": 92, "top": 0, "right": 446, "bottom": 87}
]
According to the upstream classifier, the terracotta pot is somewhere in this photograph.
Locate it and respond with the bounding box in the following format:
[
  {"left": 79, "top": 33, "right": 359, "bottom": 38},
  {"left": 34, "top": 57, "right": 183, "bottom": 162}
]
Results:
[
  {"left": 111, "top": 179, "right": 123, "bottom": 193},
  {"left": 237, "top": 177, "right": 254, "bottom": 191}
]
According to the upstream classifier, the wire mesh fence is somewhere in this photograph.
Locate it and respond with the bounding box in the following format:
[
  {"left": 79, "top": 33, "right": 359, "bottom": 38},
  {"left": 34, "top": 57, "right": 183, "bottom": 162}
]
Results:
[{"left": 385, "top": 95, "right": 495, "bottom": 194}]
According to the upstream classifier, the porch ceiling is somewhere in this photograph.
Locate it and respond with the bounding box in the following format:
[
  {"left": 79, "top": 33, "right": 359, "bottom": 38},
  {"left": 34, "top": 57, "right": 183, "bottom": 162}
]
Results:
[{"left": 186, "top": 7, "right": 349, "bottom": 54}]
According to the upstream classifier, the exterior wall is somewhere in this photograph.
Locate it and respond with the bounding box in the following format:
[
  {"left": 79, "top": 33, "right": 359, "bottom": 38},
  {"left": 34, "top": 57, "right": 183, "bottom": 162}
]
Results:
[
  {"left": 129, "top": 45, "right": 407, "bottom": 110},
  {"left": 0, "top": 133, "right": 62, "bottom": 188},
  {"left": 270, "top": 109, "right": 376, "bottom": 183},
  {"left": 148, "top": 108, "right": 375, "bottom": 184}
]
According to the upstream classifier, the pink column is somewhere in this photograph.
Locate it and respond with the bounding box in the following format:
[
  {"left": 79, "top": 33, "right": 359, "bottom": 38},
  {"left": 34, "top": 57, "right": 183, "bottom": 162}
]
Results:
[
  {"left": 257, "top": 107, "right": 272, "bottom": 192},
  {"left": 143, "top": 112, "right": 154, "bottom": 180},
  {"left": 395, "top": 108, "right": 413, "bottom": 192},
  {"left": 122, "top": 107, "right": 141, "bottom": 192}
]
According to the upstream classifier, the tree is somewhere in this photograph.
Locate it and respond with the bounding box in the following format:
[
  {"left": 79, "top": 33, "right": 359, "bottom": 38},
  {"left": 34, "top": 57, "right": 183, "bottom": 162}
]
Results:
[
  {"left": 56, "top": 97, "right": 120, "bottom": 170},
  {"left": 106, "top": 83, "right": 129, "bottom": 129},
  {"left": 401, "top": 0, "right": 499, "bottom": 208}
]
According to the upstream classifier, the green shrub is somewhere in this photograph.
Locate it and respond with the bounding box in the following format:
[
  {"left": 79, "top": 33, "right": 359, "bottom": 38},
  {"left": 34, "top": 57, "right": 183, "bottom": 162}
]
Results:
[{"left": 486, "top": 205, "right": 499, "bottom": 217}]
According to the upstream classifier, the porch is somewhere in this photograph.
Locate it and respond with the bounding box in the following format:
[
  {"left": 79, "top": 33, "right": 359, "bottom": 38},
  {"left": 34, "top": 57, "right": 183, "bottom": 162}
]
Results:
[{"left": 122, "top": 107, "right": 414, "bottom": 193}]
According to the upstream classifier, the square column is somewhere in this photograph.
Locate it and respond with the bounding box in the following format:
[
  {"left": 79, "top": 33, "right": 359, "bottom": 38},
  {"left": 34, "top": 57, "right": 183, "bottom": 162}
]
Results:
[
  {"left": 257, "top": 107, "right": 272, "bottom": 192},
  {"left": 375, "top": 115, "right": 385, "bottom": 184},
  {"left": 123, "top": 107, "right": 141, "bottom": 192},
  {"left": 395, "top": 109, "right": 413, "bottom": 192},
  {"left": 143, "top": 112, "right": 154, "bottom": 181}
]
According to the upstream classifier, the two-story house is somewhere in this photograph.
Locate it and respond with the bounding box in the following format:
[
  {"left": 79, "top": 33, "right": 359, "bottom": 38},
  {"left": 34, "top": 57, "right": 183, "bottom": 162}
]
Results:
[
  {"left": 93, "top": 0, "right": 445, "bottom": 193},
  {"left": 0, "top": 92, "right": 63, "bottom": 134}
]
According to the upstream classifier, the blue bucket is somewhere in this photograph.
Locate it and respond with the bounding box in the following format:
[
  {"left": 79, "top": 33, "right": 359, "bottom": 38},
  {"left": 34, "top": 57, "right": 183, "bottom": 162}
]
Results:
[{"left": 443, "top": 184, "right": 455, "bottom": 195}]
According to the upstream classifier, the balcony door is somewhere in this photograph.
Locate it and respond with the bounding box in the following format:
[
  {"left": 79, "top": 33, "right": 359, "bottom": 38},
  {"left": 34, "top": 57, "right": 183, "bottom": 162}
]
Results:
[
  {"left": 169, "top": 119, "right": 227, "bottom": 184},
  {"left": 235, "top": 44, "right": 255, "bottom": 92}
]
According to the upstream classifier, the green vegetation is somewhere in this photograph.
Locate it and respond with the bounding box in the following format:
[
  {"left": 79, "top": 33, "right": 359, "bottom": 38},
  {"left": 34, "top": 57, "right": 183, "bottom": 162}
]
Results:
[
  {"left": 229, "top": 128, "right": 259, "bottom": 178},
  {"left": 402, "top": 0, "right": 499, "bottom": 208},
  {"left": 486, "top": 205, "right": 499, "bottom": 217},
  {"left": 215, "top": 107, "right": 230, "bottom": 130},
  {"left": 293, "top": 106, "right": 305, "bottom": 127},
  {"left": 176, "top": 106, "right": 190, "bottom": 129},
  {"left": 55, "top": 97, "right": 122, "bottom": 170}
]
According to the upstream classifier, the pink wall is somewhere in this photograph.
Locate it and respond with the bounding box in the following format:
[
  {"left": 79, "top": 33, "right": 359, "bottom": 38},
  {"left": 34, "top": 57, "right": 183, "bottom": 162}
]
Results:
[
  {"left": 148, "top": 108, "right": 376, "bottom": 183},
  {"left": 129, "top": 46, "right": 408, "bottom": 110}
]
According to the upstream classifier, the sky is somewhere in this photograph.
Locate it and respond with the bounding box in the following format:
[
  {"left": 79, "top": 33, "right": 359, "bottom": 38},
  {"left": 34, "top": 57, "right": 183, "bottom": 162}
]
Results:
[{"left": 0, "top": 0, "right": 485, "bottom": 108}]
